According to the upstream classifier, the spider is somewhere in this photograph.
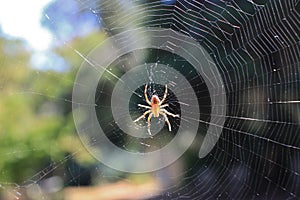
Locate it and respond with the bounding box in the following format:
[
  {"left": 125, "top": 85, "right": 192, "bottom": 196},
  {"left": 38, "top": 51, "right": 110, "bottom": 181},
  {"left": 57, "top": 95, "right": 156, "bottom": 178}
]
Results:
[{"left": 133, "top": 84, "right": 180, "bottom": 134}]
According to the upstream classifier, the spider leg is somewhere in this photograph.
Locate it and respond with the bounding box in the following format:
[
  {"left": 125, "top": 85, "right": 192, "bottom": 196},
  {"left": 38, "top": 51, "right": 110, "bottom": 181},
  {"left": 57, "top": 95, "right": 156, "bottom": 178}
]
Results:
[
  {"left": 134, "top": 110, "right": 151, "bottom": 122},
  {"left": 138, "top": 104, "right": 151, "bottom": 109},
  {"left": 160, "top": 112, "right": 171, "bottom": 131},
  {"left": 144, "top": 84, "right": 151, "bottom": 105},
  {"left": 160, "top": 108, "right": 180, "bottom": 118},
  {"left": 160, "top": 104, "right": 169, "bottom": 108},
  {"left": 159, "top": 84, "right": 168, "bottom": 105},
  {"left": 147, "top": 113, "right": 153, "bottom": 135}
]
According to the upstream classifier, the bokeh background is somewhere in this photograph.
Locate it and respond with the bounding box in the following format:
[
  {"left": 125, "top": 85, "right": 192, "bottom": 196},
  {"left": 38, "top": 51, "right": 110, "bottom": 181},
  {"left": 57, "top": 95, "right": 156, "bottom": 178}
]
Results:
[{"left": 0, "top": 0, "right": 299, "bottom": 199}]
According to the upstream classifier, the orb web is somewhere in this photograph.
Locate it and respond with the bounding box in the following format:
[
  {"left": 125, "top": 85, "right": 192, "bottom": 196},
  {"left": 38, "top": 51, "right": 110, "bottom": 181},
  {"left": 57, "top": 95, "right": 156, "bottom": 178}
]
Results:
[{"left": 81, "top": 0, "right": 300, "bottom": 198}]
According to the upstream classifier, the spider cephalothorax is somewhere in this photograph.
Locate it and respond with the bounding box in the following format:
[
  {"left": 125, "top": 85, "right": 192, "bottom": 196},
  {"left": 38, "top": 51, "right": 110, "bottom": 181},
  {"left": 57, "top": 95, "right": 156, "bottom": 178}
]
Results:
[{"left": 134, "top": 84, "right": 179, "bottom": 134}]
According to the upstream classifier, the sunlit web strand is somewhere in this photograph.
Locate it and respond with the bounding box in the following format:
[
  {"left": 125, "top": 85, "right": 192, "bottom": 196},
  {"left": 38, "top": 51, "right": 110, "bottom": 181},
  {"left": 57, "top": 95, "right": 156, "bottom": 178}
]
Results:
[{"left": 182, "top": 115, "right": 300, "bottom": 151}]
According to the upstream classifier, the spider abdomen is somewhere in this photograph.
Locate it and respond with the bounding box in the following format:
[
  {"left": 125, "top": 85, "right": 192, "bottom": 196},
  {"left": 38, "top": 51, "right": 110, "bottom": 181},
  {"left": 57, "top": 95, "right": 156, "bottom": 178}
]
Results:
[
  {"left": 151, "top": 95, "right": 161, "bottom": 117},
  {"left": 152, "top": 104, "right": 160, "bottom": 117}
]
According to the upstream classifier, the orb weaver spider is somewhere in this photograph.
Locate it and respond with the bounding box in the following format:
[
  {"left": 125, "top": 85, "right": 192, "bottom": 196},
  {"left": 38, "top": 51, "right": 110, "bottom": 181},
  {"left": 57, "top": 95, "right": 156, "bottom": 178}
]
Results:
[{"left": 133, "top": 84, "right": 180, "bottom": 134}]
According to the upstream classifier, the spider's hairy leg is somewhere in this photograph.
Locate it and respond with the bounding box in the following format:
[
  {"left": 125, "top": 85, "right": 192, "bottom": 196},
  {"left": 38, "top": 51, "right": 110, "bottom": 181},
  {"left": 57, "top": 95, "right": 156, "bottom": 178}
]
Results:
[
  {"left": 161, "top": 108, "right": 180, "bottom": 118},
  {"left": 138, "top": 104, "right": 151, "bottom": 109},
  {"left": 144, "top": 84, "right": 151, "bottom": 105},
  {"left": 147, "top": 113, "right": 153, "bottom": 135},
  {"left": 160, "top": 104, "right": 169, "bottom": 108},
  {"left": 134, "top": 110, "right": 151, "bottom": 123},
  {"left": 161, "top": 112, "right": 171, "bottom": 131},
  {"left": 159, "top": 84, "right": 168, "bottom": 105}
]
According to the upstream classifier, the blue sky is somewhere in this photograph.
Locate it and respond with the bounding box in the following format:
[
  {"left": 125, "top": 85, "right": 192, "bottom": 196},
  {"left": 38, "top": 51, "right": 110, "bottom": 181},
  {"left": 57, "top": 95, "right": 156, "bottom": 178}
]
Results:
[
  {"left": 0, "top": 0, "right": 99, "bottom": 71},
  {"left": 0, "top": 0, "right": 53, "bottom": 51}
]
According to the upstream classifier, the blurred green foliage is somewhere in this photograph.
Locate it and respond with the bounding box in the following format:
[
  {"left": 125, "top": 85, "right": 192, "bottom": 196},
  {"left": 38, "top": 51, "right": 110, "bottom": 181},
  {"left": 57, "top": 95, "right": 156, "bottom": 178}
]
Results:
[{"left": 0, "top": 31, "right": 106, "bottom": 184}]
